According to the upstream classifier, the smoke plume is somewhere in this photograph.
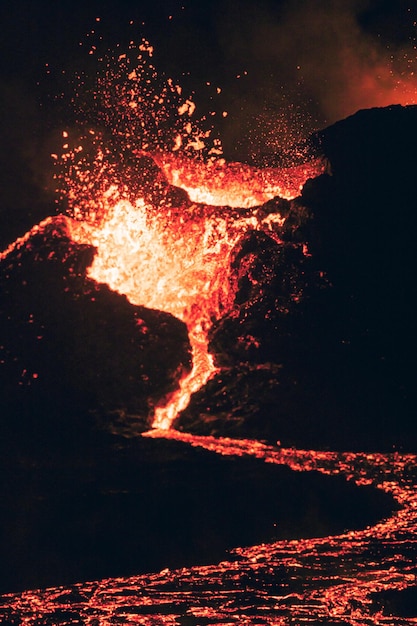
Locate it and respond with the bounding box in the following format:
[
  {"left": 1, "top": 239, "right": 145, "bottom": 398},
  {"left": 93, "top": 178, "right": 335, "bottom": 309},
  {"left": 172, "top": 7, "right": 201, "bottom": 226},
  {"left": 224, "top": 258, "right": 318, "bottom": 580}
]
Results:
[{"left": 215, "top": 0, "right": 417, "bottom": 157}]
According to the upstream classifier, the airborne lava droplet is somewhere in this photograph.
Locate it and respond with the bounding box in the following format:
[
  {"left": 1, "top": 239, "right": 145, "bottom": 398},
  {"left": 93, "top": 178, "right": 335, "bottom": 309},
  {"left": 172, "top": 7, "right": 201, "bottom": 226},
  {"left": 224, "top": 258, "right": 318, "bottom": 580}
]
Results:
[{"left": 9, "top": 38, "right": 325, "bottom": 429}]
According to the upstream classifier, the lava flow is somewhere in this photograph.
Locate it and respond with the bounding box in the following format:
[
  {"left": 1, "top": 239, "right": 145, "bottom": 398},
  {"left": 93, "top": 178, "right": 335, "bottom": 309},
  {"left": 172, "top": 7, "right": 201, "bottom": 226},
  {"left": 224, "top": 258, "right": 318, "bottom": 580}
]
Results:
[
  {"left": 41, "top": 38, "right": 323, "bottom": 429},
  {"left": 66, "top": 150, "right": 323, "bottom": 429},
  {"left": 151, "top": 151, "right": 325, "bottom": 207},
  {"left": 65, "top": 185, "right": 240, "bottom": 429},
  {"left": 3, "top": 436, "right": 417, "bottom": 625}
]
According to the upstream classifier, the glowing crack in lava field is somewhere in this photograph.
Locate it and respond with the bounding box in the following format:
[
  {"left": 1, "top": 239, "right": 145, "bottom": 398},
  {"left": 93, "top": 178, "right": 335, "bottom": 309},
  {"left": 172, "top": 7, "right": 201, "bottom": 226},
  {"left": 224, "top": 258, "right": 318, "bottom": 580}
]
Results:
[
  {"left": 2, "top": 2, "right": 417, "bottom": 624},
  {"left": 3, "top": 435, "right": 417, "bottom": 625}
]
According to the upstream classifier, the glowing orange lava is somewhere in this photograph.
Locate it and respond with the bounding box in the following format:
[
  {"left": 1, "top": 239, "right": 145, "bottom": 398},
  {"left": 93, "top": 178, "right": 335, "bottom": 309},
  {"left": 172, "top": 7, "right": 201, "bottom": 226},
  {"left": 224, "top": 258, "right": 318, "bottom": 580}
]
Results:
[
  {"left": 64, "top": 187, "right": 237, "bottom": 429},
  {"left": 65, "top": 149, "right": 322, "bottom": 429},
  {"left": 151, "top": 151, "right": 326, "bottom": 206},
  {"left": 3, "top": 433, "right": 417, "bottom": 624},
  {"left": 23, "top": 36, "right": 326, "bottom": 429},
  {"left": 2, "top": 36, "right": 325, "bottom": 433}
]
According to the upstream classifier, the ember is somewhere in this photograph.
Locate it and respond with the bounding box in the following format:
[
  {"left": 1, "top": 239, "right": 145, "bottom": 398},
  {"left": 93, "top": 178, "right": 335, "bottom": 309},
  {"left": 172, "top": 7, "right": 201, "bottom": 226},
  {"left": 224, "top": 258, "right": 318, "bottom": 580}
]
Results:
[
  {"left": 53, "top": 42, "right": 325, "bottom": 429},
  {"left": 2, "top": 6, "right": 417, "bottom": 622},
  {"left": 66, "top": 157, "right": 323, "bottom": 428}
]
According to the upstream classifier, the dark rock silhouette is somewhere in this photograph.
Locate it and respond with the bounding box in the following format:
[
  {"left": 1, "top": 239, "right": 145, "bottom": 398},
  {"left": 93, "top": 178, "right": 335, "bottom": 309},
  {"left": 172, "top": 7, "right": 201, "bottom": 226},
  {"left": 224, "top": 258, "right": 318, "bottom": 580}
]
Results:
[
  {"left": 178, "top": 105, "right": 417, "bottom": 451},
  {"left": 0, "top": 106, "right": 410, "bottom": 595},
  {"left": 0, "top": 218, "right": 191, "bottom": 447},
  {"left": 0, "top": 433, "right": 397, "bottom": 594}
]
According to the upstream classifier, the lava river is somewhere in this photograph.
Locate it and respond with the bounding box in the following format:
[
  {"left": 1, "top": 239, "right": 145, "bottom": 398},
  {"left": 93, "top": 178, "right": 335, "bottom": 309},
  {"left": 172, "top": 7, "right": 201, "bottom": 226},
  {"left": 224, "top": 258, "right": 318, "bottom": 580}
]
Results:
[
  {"left": 2, "top": 34, "right": 417, "bottom": 623},
  {"left": 1, "top": 430, "right": 417, "bottom": 625},
  {"left": 1, "top": 149, "right": 417, "bottom": 625}
]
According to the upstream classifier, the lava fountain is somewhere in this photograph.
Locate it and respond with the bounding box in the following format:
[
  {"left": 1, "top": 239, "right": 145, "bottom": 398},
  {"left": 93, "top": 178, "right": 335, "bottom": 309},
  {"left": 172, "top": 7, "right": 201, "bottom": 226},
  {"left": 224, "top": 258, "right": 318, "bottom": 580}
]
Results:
[
  {"left": 39, "top": 40, "right": 325, "bottom": 430},
  {"left": 66, "top": 155, "right": 323, "bottom": 429}
]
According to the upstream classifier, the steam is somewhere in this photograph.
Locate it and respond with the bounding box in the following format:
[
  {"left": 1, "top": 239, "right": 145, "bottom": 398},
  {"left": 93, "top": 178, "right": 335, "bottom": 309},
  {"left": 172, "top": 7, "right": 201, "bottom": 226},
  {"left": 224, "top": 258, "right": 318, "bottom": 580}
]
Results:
[
  {"left": 273, "top": 0, "right": 416, "bottom": 119},
  {"left": 216, "top": 0, "right": 417, "bottom": 156}
]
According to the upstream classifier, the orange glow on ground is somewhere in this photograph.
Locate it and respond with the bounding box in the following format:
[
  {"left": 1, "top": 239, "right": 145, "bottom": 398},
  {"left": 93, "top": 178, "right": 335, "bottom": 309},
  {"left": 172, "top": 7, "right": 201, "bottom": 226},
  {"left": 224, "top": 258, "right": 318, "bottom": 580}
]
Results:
[{"left": 2, "top": 433, "right": 417, "bottom": 624}]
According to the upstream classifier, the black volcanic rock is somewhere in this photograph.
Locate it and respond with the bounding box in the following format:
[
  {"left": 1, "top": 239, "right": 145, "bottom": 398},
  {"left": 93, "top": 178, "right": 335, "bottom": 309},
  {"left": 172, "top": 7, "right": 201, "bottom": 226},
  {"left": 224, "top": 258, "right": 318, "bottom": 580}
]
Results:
[
  {"left": 208, "top": 229, "right": 317, "bottom": 367},
  {"left": 371, "top": 586, "right": 417, "bottom": 618},
  {"left": 0, "top": 218, "right": 191, "bottom": 446},
  {"left": 0, "top": 434, "right": 397, "bottom": 594},
  {"left": 178, "top": 105, "right": 417, "bottom": 451}
]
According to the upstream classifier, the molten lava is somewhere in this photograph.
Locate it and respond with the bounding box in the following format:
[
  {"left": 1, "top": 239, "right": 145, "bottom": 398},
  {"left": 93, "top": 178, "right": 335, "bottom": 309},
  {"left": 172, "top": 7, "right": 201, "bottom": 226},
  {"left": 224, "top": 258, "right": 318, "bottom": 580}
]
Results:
[
  {"left": 65, "top": 185, "right": 238, "bottom": 429},
  {"left": 3, "top": 435, "right": 417, "bottom": 625},
  {"left": 0, "top": 33, "right": 331, "bottom": 431},
  {"left": 65, "top": 150, "right": 323, "bottom": 429},
  {"left": 1, "top": 34, "right": 329, "bottom": 430},
  {"left": 151, "top": 151, "right": 325, "bottom": 206}
]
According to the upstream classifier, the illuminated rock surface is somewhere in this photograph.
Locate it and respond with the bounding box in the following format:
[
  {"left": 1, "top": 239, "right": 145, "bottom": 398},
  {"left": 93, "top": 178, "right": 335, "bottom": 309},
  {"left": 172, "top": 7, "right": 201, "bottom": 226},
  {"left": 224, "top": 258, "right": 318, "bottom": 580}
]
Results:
[
  {"left": 1, "top": 106, "right": 417, "bottom": 624},
  {"left": 0, "top": 220, "right": 191, "bottom": 441},
  {"left": 178, "top": 105, "right": 417, "bottom": 452}
]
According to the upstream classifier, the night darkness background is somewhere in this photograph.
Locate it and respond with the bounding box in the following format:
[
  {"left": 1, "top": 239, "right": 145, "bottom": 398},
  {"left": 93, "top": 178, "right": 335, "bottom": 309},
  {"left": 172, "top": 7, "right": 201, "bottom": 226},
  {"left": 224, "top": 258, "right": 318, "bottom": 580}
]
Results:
[
  {"left": 1, "top": 0, "right": 417, "bottom": 249},
  {"left": 1, "top": 0, "right": 417, "bottom": 601}
]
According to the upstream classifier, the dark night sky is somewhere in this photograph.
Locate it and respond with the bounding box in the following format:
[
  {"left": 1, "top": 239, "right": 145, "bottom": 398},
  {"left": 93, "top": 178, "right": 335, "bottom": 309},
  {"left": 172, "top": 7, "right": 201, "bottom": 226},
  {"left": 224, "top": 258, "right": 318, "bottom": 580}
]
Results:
[{"left": 0, "top": 0, "right": 416, "bottom": 248}]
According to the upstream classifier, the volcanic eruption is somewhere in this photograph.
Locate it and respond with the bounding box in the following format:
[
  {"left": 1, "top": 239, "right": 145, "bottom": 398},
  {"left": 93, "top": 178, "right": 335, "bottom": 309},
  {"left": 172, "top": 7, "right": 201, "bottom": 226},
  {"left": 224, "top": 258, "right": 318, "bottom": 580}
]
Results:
[
  {"left": 2, "top": 2, "right": 417, "bottom": 621},
  {"left": 2, "top": 25, "right": 417, "bottom": 445},
  {"left": 0, "top": 40, "right": 327, "bottom": 435}
]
